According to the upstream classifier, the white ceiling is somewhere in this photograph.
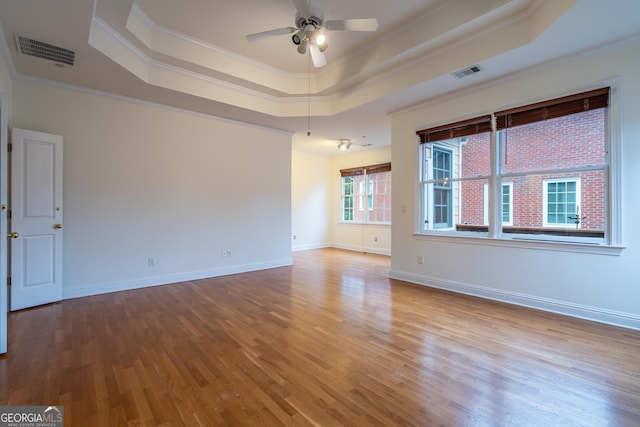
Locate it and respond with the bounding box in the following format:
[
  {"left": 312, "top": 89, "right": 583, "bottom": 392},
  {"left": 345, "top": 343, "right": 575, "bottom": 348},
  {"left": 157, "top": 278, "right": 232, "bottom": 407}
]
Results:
[{"left": 0, "top": 0, "right": 639, "bottom": 156}]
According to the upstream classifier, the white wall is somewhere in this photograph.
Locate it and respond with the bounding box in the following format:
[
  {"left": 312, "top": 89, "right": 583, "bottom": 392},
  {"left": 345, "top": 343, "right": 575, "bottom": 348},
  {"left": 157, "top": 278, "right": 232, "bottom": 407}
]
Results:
[
  {"left": 291, "top": 151, "right": 331, "bottom": 251},
  {"left": 390, "top": 40, "right": 640, "bottom": 329},
  {"left": 11, "top": 79, "right": 292, "bottom": 298},
  {"left": 330, "top": 147, "right": 392, "bottom": 255}
]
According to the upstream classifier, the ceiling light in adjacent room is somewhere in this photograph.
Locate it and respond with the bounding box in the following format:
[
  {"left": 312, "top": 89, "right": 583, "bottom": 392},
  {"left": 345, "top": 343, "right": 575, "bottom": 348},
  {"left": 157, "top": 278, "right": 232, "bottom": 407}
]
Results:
[{"left": 337, "top": 139, "right": 352, "bottom": 151}]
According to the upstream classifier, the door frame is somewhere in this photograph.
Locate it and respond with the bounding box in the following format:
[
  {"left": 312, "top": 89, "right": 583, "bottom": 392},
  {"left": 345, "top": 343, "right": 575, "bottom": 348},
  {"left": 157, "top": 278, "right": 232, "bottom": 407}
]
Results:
[{"left": 1, "top": 94, "right": 8, "bottom": 354}]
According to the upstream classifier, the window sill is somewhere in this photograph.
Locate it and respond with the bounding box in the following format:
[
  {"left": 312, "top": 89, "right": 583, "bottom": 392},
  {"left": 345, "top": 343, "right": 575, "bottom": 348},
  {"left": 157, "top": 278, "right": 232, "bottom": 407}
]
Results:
[{"left": 413, "top": 232, "right": 624, "bottom": 256}]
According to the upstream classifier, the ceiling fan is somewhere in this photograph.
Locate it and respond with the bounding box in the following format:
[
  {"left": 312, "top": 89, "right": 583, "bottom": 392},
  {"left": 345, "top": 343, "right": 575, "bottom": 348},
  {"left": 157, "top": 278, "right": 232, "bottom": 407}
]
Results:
[{"left": 245, "top": 0, "right": 378, "bottom": 68}]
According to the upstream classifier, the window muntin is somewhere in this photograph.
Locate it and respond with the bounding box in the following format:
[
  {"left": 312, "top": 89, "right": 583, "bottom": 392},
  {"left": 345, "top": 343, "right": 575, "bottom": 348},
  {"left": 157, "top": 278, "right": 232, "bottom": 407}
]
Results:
[{"left": 416, "top": 87, "right": 610, "bottom": 244}]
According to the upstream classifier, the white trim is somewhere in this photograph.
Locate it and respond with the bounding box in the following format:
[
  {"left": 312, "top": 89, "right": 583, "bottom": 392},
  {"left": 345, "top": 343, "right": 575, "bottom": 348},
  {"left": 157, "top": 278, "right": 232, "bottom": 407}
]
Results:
[
  {"left": 389, "top": 269, "right": 640, "bottom": 331},
  {"left": 413, "top": 233, "right": 623, "bottom": 256},
  {"left": 12, "top": 74, "right": 293, "bottom": 137},
  {"left": 606, "top": 80, "right": 623, "bottom": 246},
  {"left": 0, "top": 94, "right": 7, "bottom": 354},
  {"left": 63, "top": 258, "right": 293, "bottom": 300},
  {"left": 330, "top": 243, "right": 391, "bottom": 256},
  {"left": 127, "top": 3, "right": 301, "bottom": 80},
  {"left": 292, "top": 243, "right": 331, "bottom": 252}
]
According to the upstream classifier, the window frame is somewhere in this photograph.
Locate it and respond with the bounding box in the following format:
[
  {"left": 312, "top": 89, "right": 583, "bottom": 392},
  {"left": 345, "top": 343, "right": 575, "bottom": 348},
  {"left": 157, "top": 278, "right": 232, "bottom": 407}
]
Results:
[
  {"left": 341, "top": 176, "right": 355, "bottom": 222},
  {"left": 340, "top": 163, "right": 391, "bottom": 225},
  {"left": 413, "top": 83, "right": 624, "bottom": 255},
  {"left": 432, "top": 146, "right": 453, "bottom": 229}
]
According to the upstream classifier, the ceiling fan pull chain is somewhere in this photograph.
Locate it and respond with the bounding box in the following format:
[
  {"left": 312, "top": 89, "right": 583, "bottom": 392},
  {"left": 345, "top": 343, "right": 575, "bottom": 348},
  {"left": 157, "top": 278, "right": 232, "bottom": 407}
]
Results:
[{"left": 307, "top": 50, "right": 311, "bottom": 136}]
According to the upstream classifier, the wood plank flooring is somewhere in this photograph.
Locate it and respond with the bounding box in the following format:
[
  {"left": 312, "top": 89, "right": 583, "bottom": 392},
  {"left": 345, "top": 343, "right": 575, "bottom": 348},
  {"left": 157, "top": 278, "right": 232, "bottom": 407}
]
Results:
[{"left": 1, "top": 248, "right": 639, "bottom": 426}]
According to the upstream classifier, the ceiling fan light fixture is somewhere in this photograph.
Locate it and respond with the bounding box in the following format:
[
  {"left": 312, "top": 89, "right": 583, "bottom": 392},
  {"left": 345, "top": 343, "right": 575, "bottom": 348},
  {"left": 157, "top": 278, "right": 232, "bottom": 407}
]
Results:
[
  {"left": 291, "top": 29, "right": 305, "bottom": 45},
  {"left": 297, "top": 39, "right": 308, "bottom": 54},
  {"left": 314, "top": 33, "right": 328, "bottom": 52}
]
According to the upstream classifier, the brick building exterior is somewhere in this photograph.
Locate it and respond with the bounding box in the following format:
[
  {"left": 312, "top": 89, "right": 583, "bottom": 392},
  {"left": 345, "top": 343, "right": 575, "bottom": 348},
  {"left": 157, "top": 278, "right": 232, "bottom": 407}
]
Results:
[{"left": 460, "top": 109, "right": 605, "bottom": 230}]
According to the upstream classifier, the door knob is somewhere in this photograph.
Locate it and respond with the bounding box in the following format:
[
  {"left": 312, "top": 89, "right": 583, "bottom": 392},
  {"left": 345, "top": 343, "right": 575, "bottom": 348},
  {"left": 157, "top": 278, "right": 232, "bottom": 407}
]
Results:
[
  {"left": 8, "top": 231, "right": 18, "bottom": 239},
  {"left": 53, "top": 224, "right": 63, "bottom": 230}
]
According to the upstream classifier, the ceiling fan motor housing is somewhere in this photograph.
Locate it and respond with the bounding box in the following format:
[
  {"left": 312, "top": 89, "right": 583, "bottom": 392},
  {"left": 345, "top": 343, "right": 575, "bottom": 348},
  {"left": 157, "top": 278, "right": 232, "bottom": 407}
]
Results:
[{"left": 295, "top": 9, "right": 323, "bottom": 29}]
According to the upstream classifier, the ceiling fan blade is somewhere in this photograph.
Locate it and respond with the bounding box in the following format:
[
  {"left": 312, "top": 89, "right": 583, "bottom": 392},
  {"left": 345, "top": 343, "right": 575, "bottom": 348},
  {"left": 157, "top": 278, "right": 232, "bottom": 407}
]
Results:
[
  {"left": 246, "top": 27, "right": 297, "bottom": 42},
  {"left": 325, "top": 18, "right": 378, "bottom": 31},
  {"left": 309, "top": 43, "right": 327, "bottom": 68},
  {"left": 291, "top": 0, "right": 311, "bottom": 18}
]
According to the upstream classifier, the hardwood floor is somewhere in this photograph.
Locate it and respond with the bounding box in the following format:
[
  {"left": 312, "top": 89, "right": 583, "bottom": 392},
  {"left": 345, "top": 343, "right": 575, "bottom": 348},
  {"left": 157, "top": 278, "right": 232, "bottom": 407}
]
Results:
[{"left": 1, "top": 248, "right": 639, "bottom": 426}]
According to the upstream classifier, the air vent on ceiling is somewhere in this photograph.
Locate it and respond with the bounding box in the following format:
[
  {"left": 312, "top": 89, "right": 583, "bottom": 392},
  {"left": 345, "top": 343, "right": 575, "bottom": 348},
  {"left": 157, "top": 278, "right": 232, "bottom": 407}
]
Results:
[
  {"left": 15, "top": 35, "right": 75, "bottom": 66},
  {"left": 451, "top": 64, "right": 482, "bottom": 79}
]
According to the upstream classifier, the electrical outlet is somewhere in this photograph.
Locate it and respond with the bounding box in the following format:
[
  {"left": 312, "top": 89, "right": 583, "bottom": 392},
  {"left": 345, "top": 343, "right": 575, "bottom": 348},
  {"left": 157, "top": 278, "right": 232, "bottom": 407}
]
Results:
[
  {"left": 148, "top": 257, "right": 157, "bottom": 267},
  {"left": 374, "top": 237, "right": 378, "bottom": 242},
  {"left": 220, "top": 250, "right": 231, "bottom": 257},
  {"left": 417, "top": 255, "right": 424, "bottom": 264}
]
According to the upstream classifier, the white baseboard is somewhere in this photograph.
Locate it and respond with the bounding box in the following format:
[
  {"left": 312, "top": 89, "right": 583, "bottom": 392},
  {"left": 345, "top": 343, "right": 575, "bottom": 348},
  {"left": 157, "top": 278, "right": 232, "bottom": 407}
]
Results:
[
  {"left": 63, "top": 258, "right": 293, "bottom": 300},
  {"left": 389, "top": 269, "right": 640, "bottom": 331},
  {"left": 292, "top": 243, "right": 330, "bottom": 252},
  {"left": 331, "top": 243, "right": 391, "bottom": 256}
]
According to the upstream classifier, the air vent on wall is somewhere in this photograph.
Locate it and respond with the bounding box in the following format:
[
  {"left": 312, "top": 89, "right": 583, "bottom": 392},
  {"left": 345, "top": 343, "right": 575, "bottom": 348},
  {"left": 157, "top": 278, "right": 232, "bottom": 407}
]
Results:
[
  {"left": 15, "top": 35, "right": 75, "bottom": 66},
  {"left": 451, "top": 64, "right": 482, "bottom": 79}
]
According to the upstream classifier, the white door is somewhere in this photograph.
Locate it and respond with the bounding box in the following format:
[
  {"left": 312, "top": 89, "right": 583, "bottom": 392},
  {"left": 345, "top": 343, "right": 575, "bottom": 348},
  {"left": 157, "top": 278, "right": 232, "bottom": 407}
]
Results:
[{"left": 10, "top": 128, "right": 63, "bottom": 311}]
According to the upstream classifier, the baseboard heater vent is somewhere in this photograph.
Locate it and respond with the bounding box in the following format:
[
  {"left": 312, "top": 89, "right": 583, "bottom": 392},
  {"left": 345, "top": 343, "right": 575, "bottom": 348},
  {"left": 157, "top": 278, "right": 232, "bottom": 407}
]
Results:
[{"left": 15, "top": 34, "right": 75, "bottom": 66}]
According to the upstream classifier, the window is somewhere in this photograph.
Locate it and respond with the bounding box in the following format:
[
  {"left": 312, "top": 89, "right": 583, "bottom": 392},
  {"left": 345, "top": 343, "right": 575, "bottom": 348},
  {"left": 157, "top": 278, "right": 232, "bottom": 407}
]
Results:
[
  {"left": 342, "top": 176, "right": 354, "bottom": 221},
  {"left": 417, "top": 87, "right": 612, "bottom": 245},
  {"left": 484, "top": 182, "right": 513, "bottom": 226},
  {"left": 341, "top": 163, "right": 391, "bottom": 224},
  {"left": 432, "top": 147, "right": 452, "bottom": 228},
  {"left": 419, "top": 116, "right": 491, "bottom": 233},
  {"left": 544, "top": 178, "right": 581, "bottom": 227}
]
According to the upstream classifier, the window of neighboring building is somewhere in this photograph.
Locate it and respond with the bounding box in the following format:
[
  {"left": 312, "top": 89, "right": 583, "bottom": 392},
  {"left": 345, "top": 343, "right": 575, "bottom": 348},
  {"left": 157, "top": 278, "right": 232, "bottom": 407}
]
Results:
[
  {"left": 484, "top": 182, "right": 513, "bottom": 226},
  {"left": 416, "top": 86, "right": 614, "bottom": 246},
  {"left": 340, "top": 163, "right": 391, "bottom": 224},
  {"left": 543, "top": 178, "right": 581, "bottom": 227}
]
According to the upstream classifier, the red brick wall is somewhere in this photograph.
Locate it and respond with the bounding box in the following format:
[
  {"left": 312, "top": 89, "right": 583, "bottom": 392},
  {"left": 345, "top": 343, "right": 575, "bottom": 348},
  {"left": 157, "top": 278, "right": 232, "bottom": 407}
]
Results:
[{"left": 460, "top": 109, "right": 605, "bottom": 229}]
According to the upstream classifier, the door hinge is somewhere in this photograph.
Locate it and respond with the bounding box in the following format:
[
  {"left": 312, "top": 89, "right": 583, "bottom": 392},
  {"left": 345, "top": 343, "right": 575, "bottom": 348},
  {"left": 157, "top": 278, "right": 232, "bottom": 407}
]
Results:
[
  {"left": 7, "top": 277, "right": 10, "bottom": 287},
  {"left": 7, "top": 143, "right": 12, "bottom": 152},
  {"left": 7, "top": 210, "right": 11, "bottom": 220}
]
